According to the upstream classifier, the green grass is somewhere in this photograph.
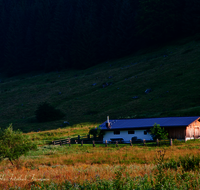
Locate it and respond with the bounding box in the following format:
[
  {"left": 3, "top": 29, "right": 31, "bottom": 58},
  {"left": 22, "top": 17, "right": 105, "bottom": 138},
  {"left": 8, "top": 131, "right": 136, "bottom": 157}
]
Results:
[
  {"left": 0, "top": 34, "right": 200, "bottom": 133},
  {"left": 1, "top": 139, "right": 200, "bottom": 189},
  {"left": 25, "top": 139, "right": 200, "bottom": 159}
]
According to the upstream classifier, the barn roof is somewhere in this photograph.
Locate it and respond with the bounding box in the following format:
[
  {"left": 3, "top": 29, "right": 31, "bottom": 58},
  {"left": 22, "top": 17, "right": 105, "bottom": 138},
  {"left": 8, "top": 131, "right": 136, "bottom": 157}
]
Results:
[{"left": 99, "top": 116, "right": 200, "bottom": 130}]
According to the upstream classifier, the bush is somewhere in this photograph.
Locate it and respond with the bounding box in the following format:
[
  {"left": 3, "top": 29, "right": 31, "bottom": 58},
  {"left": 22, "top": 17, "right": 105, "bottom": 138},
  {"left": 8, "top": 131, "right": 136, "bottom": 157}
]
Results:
[
  {"left": 0, "top": 124, "right": 37, "bottom": 165},
  {"left": 162, "top": 154, "right": 200, "bottom": 171},
  {"left": 89, "top": 126, "right": 105, "bottom": 139},
  {"left": 179, "top": 154, "right": 200, "bottom": 171},
  {"left": 162, "top": 158, "right": 179, "bottom": 170},
  {"left": 35, "top": 102, "right": 65, "bottom": 122},
  {"left": 150, "top": 123, "right": 168, "bottom": 140}
]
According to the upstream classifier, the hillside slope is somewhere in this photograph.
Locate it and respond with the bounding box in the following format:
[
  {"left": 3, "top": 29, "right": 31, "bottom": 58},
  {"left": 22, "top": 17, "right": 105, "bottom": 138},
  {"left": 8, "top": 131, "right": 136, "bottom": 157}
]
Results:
[{"left": 0, "top": 35, "right": 200, "bottom": 132}]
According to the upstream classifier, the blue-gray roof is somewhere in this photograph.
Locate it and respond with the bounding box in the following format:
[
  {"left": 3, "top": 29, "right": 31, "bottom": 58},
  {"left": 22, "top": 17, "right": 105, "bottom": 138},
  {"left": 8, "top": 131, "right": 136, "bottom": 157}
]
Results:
[{"left": 99, "top": 116, "right": 200, "bottom": 130}]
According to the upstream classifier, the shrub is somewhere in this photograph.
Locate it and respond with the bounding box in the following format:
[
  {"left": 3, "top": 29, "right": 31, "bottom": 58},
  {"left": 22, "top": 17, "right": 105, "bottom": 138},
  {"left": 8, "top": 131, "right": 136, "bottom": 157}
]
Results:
[
  {"left": 35, "top": 102, "right": 65, "bottom": 122},
  {"left": 150, "top": 123, "right": 168, "bottom": 140},
  {"left": 162, "top": 158, "right": 179, "bottom": 170},
  {"left": 89, "top": 126, "right": 105, "bottom": 139},
  {"left": 162, "top": 154, "right": 200, "bottom": 171},
  {"left": 0, "top": 124, "right": 37, "bottom": 165},
  {"left": 179, "top": 154, "right": 200, "bottom": 171}
]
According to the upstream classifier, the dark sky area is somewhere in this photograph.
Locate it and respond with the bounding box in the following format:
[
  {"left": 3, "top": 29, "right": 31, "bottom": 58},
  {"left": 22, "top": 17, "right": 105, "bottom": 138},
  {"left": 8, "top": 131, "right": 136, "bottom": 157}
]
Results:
[{"left": 0, "top": 0, "right": 199, "bottom": 77}]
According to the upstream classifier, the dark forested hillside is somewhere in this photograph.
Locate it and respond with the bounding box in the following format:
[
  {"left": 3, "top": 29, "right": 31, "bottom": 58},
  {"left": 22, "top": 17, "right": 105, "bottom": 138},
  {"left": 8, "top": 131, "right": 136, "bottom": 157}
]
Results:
[{"left": 0, "top": 0, "right": 200, "bottom": 76}]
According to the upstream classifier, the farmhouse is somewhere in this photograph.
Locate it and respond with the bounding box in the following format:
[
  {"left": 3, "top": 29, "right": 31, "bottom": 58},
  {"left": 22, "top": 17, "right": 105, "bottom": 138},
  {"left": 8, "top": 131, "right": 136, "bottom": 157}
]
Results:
[{"left": 99, "top": 116, "right": 200, "bottom": 143}]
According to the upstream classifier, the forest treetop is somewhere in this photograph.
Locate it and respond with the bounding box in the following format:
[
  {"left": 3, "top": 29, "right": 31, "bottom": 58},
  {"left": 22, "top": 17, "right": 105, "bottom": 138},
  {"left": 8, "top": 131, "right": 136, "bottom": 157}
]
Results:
[{"left": 0, "top": 0, "right": 199, "bottom": 76}]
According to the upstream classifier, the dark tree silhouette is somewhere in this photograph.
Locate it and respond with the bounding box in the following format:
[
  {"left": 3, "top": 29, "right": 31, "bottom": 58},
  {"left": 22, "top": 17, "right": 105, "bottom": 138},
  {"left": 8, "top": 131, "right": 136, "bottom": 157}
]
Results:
[{"left": 0, "top": 0, "right": 199, "bottom": 76}]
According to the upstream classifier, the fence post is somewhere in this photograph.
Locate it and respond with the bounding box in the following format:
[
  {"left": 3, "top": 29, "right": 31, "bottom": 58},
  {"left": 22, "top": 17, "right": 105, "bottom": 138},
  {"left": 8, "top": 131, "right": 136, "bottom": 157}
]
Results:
[
  {"left": 93, "top": 140, "right": 95, "bottom": 147},
  {"left": 105, "top": 140, "right": 107, "bottom": 147},
  {"left": 156, "top": 139, "right": 159, "bottom": 146},
  {"left": 116, "top": 141, "right": 118, "bottom": 147},
  {"left": 143, "top": 139, "right": 146, "bottom": 146},
  {"left": 130, "top": 140, "right": 132, "bottom": 146},
  {"left": 81, "top": 140, "right": 83, "bottom": 146},
  {"left": 60, "top": 140, "right": 62, "bottom": 146},
  {"left": 78, "top": 135, "right": 80, "bottom": 141},
  {"left": 170, "top": 138, "right": 173, "bottom": 146},
  {"left": 69, "top": 139, "right": 71, "bottom": 147}
]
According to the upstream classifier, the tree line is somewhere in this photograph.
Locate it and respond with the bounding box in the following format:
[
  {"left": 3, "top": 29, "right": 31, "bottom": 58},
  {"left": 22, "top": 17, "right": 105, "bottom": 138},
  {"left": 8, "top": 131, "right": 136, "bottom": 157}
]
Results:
[{"left": 0, "top": 0, "right": 199, "bottom": 76}]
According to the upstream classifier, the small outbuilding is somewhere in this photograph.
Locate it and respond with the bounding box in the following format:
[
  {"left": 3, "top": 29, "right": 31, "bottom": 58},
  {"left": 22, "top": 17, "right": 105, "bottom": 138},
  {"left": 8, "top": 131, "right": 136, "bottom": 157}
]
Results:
[{"left": 99, "top": 116, "right": 200, "bottom": 142}]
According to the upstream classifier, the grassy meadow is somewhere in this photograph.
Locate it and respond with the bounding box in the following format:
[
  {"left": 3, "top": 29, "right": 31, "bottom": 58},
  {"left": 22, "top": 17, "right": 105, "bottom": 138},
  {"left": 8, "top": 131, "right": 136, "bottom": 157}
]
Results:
[
  {"left": 0, "top": 35, "right": 200, "bottom": 189},
  {"left": 0, "top": 34, "right": 200, "bottom": 132},
  {"left": 0, "top": 137, "right": 200, "bottom": 189}
]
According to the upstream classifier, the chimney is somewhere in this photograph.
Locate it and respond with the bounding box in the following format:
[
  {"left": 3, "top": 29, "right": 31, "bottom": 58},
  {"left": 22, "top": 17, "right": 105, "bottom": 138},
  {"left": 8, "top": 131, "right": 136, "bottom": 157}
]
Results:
[
  {"left": 107, "top": 116, "right": 109, "bottom": 123},
  {"left": 106, "top": 116, "right": 111, "bottom": 129}
]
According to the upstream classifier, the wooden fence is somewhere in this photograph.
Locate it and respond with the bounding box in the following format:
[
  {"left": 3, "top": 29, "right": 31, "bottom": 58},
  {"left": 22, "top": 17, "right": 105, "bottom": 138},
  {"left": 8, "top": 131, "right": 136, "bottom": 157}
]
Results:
[{"left": 52, "top": 136, "right": 185, "bottom": 147}]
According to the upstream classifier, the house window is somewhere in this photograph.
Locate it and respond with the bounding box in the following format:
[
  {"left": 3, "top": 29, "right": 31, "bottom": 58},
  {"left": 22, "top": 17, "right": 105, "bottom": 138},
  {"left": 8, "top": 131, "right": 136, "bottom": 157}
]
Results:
[
  {"left": 128, "top": 131, "right": 135, "bottom": 134},
  {"left": 144, "top": 131, "right": 147, "bottom": 135},
  {"left": 114, "top": 130, "right": 120, "bottom": 135}
]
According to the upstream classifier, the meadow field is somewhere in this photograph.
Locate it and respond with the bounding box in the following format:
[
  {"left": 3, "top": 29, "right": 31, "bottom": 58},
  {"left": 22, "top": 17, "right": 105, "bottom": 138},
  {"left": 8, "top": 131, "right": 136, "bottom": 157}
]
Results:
[
  {"left": 0, "top": 34, "right": 200, "bottom": 189},
  {"left": 0, "top": 127, "right": 200, "bottom": 189},
  {"left": 0, "top": 34, "right": 200, "bottom": 133}
]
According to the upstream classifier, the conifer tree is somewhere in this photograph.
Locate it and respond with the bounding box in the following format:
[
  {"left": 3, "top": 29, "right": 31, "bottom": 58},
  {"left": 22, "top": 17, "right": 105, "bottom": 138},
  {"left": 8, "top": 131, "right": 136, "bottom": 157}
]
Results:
[
  {"left": 0, "top": 0, "right": 7, "bottom": 69},
  {"left": 108, "top": 0, "right": 124, "bottom": 58},
  {"left": 34, "top": 0, "right": 54, "bottom": 72},
  {"left": 70, "top": 0, "right": 99, "bottom": 69},
  {"left": 136, "top": 0, "right": 183, "bottom": 43},
  {"left": 47, "top": 0, "right": 75, "bottom": 70},
  {"left": 5, "top": 1, "right": 24, "bottom": 76},
  {"left": 110, "top": 0, "right": 137, "bottom": 56},
  {"left": 98, "top": 0, "right": 116, "bottom": 60},
  {"left": 183, "top": 0, "right": 200, "bottom": 34}
]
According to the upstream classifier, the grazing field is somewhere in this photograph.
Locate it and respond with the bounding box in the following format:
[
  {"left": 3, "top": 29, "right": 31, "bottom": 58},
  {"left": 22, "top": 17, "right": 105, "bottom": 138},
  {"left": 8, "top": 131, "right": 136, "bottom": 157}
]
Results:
[
  {"left": 0, "top": 132, "right": 200, "bottom": 189},
  {"left": 26, "top": 124, "right": 96, "bottom": 146},
  {"left": 0, "top": 34, "right": 200, "bottom": 133},
  {"left": 0, "top": 35, "right": 200, "bottom": 189}
]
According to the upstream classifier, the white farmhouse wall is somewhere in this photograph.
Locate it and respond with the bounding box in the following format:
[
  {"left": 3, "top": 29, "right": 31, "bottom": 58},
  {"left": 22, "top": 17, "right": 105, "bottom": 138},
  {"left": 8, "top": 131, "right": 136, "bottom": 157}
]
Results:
[{"left": 103, "top": 130, "right": 153, "bottom": 142}]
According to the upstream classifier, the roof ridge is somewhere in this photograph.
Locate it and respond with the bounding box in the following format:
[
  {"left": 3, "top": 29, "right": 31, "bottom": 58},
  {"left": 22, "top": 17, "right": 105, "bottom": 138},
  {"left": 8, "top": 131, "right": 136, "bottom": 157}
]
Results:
[
  {"left": 100, "top": 116, "right": 200, "bottom": 130},
  {"left": 111, "top": 116, "right": 200, "bottom": 120}
]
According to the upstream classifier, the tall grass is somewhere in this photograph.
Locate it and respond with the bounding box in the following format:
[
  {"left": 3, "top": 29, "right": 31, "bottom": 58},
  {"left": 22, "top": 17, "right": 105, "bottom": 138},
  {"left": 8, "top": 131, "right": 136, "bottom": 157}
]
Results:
[
  {"left": 163, "top": 154, "right": 200, "bottom": 171},
  {"left": 0, "top": 140, "right": 200, "bottom": 189},
  {"left": 1, "top": 35, "right": 200, "bottom": 189},
  {"left": 1, "top": 161, "right": 200, "bottom": 189}
]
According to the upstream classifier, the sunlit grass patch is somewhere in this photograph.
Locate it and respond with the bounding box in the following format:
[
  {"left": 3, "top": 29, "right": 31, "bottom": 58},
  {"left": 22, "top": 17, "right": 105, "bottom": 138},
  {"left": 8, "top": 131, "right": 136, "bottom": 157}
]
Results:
[{"left": 0, "top": 138, "right": 199, "bottom": 189}]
